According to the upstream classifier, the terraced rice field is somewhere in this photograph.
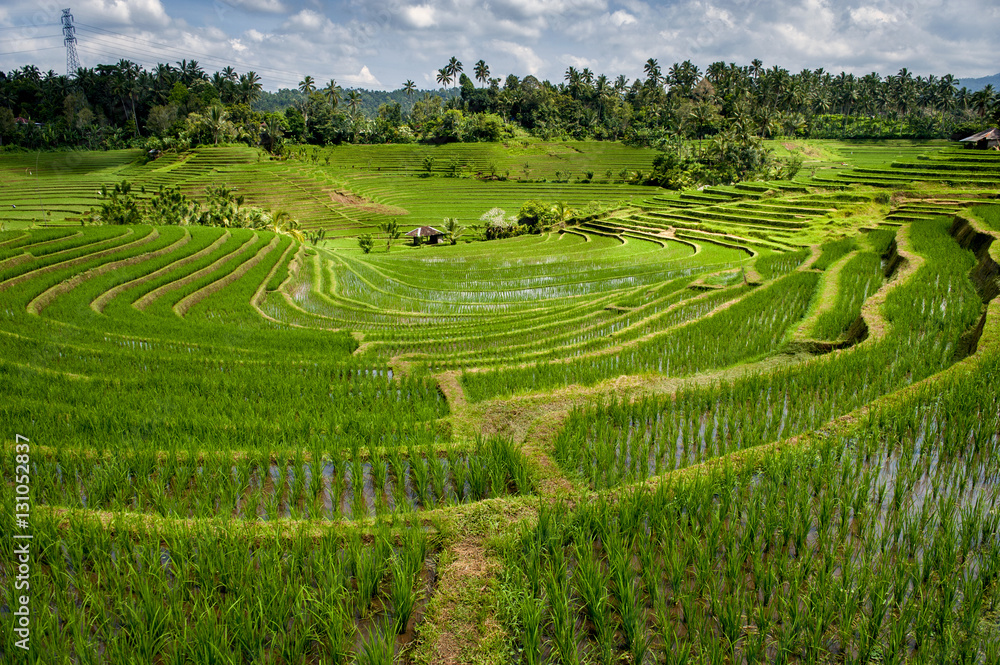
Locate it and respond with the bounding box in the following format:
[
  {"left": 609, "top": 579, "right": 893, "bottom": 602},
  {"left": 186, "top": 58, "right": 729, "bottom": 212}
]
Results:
[
  {"left": 1, "top": 140, "right": 1000, "bottom": 663},
  {"left": 0, "top": 141, "right": 660, "bottom": 236}
]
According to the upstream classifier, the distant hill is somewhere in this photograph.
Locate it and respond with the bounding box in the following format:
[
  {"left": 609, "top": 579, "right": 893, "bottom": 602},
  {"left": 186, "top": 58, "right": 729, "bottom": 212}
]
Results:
[{"left": 956, "top": 73, "right": 1000, "bottom": 92}]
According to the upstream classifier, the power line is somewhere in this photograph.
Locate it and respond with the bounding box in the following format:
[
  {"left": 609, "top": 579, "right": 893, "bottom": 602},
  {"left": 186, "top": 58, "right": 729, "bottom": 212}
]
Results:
[
  {"left": 0, "top": 45, "right": 64, "bottom": 57},
  {"left": 74, "top": 23, "right": 309, "bottom": 80},
  {"left": 0, "top": 23, "right": 59, "bottom": 31},
  {"left": 0, "top": 35, "right": 62, "bottom": 41}
]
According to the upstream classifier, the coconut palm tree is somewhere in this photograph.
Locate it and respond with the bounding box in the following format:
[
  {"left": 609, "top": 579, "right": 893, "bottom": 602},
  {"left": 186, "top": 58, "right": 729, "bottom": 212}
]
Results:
[
  {"left": 379, "top": 219, "right": 401, "bottom": 252},
  {"left": 443, "top": 217, "right": 465, "bottom": 244},
  {"left": 474, "top": 60, "right": 489, "bottom": 87},
  {"left": 552, "top": 201, "right": 575, "bottom": 227},
  {"left": 403, "top": 80, "right": 416, "bottom": 98},
  {"left": 643, "top": 58, "right": 661, "bottom": 87},
  {"left": 176, "top": 59, "right": 205, "bottom": 85},
  {"left": 347, "top": 90, "right": 362, "bottom": 116},
  {"left": 324, "top": 79, "right": 341, "bottom": 108},
  {"left": 237, "top": 71, "right": 263, "bottom": 104},
  {"left": 445, "top": 57, "right": 463, "bottom": 84},
  {"left": 261, "top": 115, "right": 282, "bottom": 152},
  {"left": 203, "top": 104, "right": 230, "bottom": 145},
  {"left": 298, "top": 75, "right": 316, "bottom": 95},
  {"left": 270, "top": 210, "right": 305, "bottom": 242},
  {"left": 973, "top": 85, "right": 995, "bottom": 118},
  {"left": 436, "top": 68, "right": 451, "bottom": 88}
]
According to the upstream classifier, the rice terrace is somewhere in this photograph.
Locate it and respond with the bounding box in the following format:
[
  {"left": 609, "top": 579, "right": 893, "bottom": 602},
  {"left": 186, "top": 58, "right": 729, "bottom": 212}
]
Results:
[
  {"left": 1, "top": 133, "right": 998, "bottom": 662},
  {"left": 2, "top": 27, "right": 1000, "bottom": 665}
]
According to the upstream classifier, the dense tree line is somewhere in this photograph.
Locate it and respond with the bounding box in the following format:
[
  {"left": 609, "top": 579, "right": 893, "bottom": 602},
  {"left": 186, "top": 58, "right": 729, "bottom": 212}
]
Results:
[{"left": 1, "top": 56, "right": 997, "bottom": 173}]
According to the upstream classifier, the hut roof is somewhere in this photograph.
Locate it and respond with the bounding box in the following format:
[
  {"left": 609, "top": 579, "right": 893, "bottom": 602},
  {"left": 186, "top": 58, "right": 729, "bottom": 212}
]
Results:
[
  {"left": 960, "top": 128, "right": 1000, "bottom": 142},
  {"left": 405, "top": 226, "right": 443, "bottom": 237}
]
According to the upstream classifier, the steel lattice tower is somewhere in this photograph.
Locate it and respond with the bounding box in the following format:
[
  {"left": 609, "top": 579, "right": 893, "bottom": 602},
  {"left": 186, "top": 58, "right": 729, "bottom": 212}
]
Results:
[{"left": 61, "top": 9, "right": 81, "bottom": 76}]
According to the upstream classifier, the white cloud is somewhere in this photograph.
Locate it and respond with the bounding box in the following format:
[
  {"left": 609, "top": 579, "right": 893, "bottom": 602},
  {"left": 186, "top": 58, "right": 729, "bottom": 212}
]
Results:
[
  {"left": 342, "top": 65, "right": 381, "bottom": 87},
  {"left": 850, "top": 6, "right": 898, "bottom": 27},
  {"left": 490, "top": 40, "right": 544, "bottom": 75},
  {"left": 402, "top": 4, "right": 437, "bottom": 28},
  {"left": 78, "top": 0, "right": 170, "bottom": 27},
  {"left": 2, "top": 0, "right": 999, "bottom": 92},
  {"left": 703, "top": 5, "right": 735, "bottom": 28},
  {"left": 609, "top": 10, "right": 636, "bottom": 27},
  {"left": 492, "top": 0, "right": 607, "bottom": 18},
  {"left": 284, "top": 9, "right": 328, "bottom": 32},
  {"left": 563, "top": 54, "right": 597, "bottom": 69},
  {"left": 221, "top": 0, "right": 287, "bottom": 13}
]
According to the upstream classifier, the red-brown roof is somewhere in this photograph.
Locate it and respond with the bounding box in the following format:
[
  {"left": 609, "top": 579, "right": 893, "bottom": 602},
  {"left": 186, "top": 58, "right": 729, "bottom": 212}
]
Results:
[{"left": 405, "top": 226, "right": 443, "bottom": 237}]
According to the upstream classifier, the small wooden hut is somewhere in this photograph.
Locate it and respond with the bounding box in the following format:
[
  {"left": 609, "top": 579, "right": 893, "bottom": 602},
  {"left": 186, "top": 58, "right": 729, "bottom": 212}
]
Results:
[
  {"left": 960, "top": 128, "right": 1000, "bottom": 149},
  {"left": 405, "top": 226, "right": 444, "bottom": 245}
]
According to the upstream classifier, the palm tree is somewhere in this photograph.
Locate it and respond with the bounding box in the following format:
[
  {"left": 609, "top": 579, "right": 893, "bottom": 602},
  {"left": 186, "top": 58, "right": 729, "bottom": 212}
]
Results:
[
  {"left": 552, "top": 201, "right": 575, "bottom": 227},
  {"left": 222, "top": 66, "right": 238, "bottom": 82},
  {"left": 237, "top": 71, "right": 263, "bottom": 104},
  {"left": 643, "top": 58, "right": 661, "bottom": 86},
  {"left": 403, "top": 80, "right": 416, "bottom": 98},
  {"left": 436, "top": 68, "right": 451, "bottom": 88},
  {"left": 474, "top": 60, "right": 489, "bottom": 87},
  {"left": 347, "top": 90, "right": 362, "bottom": 116},
  {"left": 564, "top": 67, "right": 581, "bottom": 98},
  {"left": 973, "top": 85, "right": 995, "bottom": 118},
  {"left": 443, "top": 217, "right": 465, "bottom": 244},
  {"left": 324, "top": 79, "right": 341, "bottom": 108},
  {"left": 203, "top": 104, "right": 230, "bottom": 145},
  {"left": 379, "top": 219, "right": 401, "bottom": 252},
  {"left": 112, "top": 60, "right": 141, "bottom": 136},
  {"left": 261, "top": 115, "right": 283, "bottom": 153},
  {"left": 269, "top": 210, "right": 304, "bottom": 242},
  {"left": 152, "top": 63, "right": 176, "bottom": 101},
  {"left": 445, "top": 57, "right": 463, "bottom": 85},
  {"left": 176, "top": 59, "right": 205, "bottom": 85},
  {"left": 299, "top": 75, "right": 316, "bottom": 95},
  {"left": 211, "top": 72, "right": 232, "bottom": 102}
]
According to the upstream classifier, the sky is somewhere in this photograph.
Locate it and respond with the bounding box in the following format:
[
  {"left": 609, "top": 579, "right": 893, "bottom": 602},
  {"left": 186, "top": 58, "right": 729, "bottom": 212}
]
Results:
[{"left": 0, "top": 0, "right": 997, "bottom": 91}]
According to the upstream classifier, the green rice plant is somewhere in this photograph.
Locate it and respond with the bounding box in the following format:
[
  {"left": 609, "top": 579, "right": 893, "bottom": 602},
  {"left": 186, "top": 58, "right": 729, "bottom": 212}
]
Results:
[
  {"left": 410, "top": 451, "right": 431, "bottom": 507},
  {"left": 544, "top": 552, "right": 580, "bottom": 665},
  {"left": 754, "top": 248, "right": 810, "bottom": 280},
  {"left": 972, "top": 203, "right": 1000, "bottom": 232},
  {"left": 620, "top": 577, "right": 651, "bottom": 664},
  {"left": 811, "top": 249, "right": 884, "bottom": 339},
  {"left": 812, "top": 236, "right": 856, "bottom": 270},
  {"left": 520, "top": 595, "right": 544, "bottom": 665},
  {"left": 352, "top": 535, "right": 390, "bottom": 614},
  {"left": 388, "top": 553, "right": 421, "bottom": 634},
  {"left": 468, "top": 454, "right": 490, "bottom": 501},
  {"left": 428, "top": 449, "right": 448, "bottom": 504},
  {"left": 356, "top": 621, "right": 395, "bottom": 665},
  {"left": 447, "top": 444, "right": 467, "bottom": 502}
]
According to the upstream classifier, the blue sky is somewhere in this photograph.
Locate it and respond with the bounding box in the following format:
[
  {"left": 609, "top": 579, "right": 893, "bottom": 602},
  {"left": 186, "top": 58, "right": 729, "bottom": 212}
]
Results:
[{"left": 1, "top": 0, "right": 997, "bottom": 91}]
